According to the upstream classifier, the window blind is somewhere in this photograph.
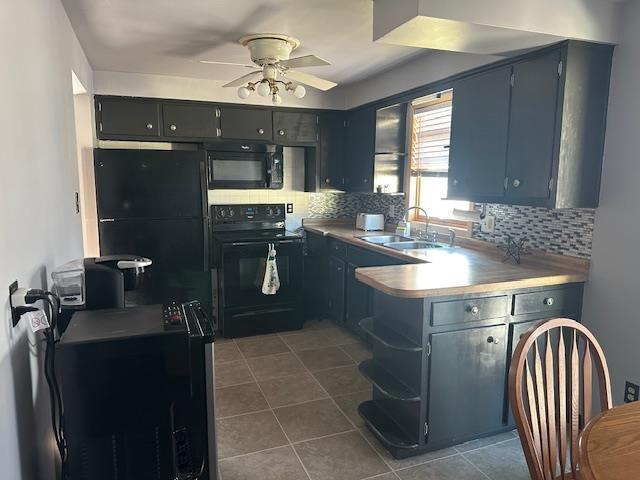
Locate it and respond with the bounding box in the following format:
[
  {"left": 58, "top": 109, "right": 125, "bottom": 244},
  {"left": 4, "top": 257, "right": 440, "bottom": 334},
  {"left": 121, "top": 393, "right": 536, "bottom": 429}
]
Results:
[{"left": 410, "top": 92, "right": 453, "bottom": 176}]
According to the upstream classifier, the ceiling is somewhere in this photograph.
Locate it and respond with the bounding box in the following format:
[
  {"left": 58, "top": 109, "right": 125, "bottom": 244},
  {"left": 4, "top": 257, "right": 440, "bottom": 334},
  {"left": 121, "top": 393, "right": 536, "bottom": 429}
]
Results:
[{"left": 61, "top": 0, "right": 429, "bottom": 86}]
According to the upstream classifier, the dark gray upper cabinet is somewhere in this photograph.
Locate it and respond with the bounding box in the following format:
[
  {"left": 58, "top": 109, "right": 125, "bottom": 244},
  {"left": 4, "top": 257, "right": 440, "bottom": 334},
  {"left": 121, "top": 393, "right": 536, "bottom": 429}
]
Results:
[
  {"left": 375, "top": 103, "right": 407, "bottom": 154},
  {"left": 448, "top": 41, "right": 613, "bottom": 208},
  {"left": 273, "top": 111, "right": 318, "bottom": 144},
  {"left": 346, "top": 107, "right": 376, "bottom": 192},
  {"left": 505, "top": 50, "right": 561, "bottom": 204},
  {"left": 219, "top": 107, "right": 272, "bottom": 140},
  {"left": 162, "top": 103, "right": 220, "bottom": 139},
  {"left": 97, "top": 98, "right": 161, "bottom": 138},
  {"left": 318, "top": 111, "right": 346, "bottom": 190},
  {"left": 448, "top": 67, "right": 511, "bottom": 201},
  {"left": 345, "top": 104, "right": 407, "bottom": 193}
]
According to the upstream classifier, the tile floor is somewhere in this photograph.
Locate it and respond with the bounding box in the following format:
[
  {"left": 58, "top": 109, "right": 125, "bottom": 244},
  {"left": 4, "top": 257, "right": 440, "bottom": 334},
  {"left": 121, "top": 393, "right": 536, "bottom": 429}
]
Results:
[{"left": 214, "top": 319, "right": 531, "bottom": 480}]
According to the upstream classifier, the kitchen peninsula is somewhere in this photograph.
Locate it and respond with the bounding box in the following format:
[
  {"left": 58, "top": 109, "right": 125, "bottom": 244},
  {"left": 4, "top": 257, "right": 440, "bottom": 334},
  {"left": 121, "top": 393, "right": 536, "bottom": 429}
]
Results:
[{"left": 304, "top": 219, "right": 588, "bottom": 458}]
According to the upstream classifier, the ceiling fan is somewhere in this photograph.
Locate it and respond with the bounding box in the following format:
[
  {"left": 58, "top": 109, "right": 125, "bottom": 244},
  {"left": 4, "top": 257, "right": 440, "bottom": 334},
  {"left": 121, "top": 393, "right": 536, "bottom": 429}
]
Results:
[{"left": 200, "top": 34, "right": 337, "bottom": 104}]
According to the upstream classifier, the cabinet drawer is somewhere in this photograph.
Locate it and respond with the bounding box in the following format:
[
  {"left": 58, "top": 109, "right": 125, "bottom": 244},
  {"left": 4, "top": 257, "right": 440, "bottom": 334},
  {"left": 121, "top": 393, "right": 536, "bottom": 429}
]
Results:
[
  {"left": 431, "top": 295, "right": 508, "bottom": 326},
  {"left": 513, "top": 287, "right": 581, "bottom": 316},
  {"left": 329, "top": 240, "right": 347, "bottom": 259}
]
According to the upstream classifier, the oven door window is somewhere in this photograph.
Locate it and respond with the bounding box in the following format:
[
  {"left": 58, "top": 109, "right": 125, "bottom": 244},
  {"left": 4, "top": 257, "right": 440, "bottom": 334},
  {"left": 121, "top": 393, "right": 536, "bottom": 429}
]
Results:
[{"left": 221, "top": 241, "right": 302, "bottom": 308}]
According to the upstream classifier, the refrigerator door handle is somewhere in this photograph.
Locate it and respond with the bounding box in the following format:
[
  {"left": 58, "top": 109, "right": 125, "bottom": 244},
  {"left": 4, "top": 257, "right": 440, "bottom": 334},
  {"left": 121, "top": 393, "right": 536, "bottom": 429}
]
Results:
[{"left": 203, "top": 217, "right": 211, "bottom": 272}]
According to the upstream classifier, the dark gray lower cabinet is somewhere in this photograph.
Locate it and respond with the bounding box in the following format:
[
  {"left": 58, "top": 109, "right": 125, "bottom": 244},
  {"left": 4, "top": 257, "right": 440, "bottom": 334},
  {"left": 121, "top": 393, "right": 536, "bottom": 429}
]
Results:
[
  {"left": 328, "top": 256, "right": 346, "bottom": 324},
  {"left": 358, "top": 283, "right": 585, "bottom": 459},
  {"left": 346, "top": 263, "right": 371, "bottom": 335},
  {"left": 428, "top": 324, "right": 508, "bottom": 446}
]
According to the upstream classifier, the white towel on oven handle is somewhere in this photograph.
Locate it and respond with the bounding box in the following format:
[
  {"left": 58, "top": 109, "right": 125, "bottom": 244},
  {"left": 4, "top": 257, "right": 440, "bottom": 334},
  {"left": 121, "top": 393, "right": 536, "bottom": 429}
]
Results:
[{"left": 262, "top": 242, "right": 280, "bottom": 295}]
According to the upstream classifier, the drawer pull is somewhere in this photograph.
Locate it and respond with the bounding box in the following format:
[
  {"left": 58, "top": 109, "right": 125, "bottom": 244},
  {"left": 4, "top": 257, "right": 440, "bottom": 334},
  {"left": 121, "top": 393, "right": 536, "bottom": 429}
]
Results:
[
  {"left": 467, "top": 305, "right": 479, "bottom": 315},
  {"left": 543, "top": 297, "right": 555, "bottom": 306},
  {"left": 487, "top": 336, "right": 499, "bottom": 344}
]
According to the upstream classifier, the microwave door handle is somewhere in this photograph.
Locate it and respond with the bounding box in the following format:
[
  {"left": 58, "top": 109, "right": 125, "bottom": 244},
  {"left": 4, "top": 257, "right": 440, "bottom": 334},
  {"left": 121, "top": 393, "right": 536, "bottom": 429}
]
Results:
[{"left": 265, "top": 154, "right": 272, "bottom": 188}]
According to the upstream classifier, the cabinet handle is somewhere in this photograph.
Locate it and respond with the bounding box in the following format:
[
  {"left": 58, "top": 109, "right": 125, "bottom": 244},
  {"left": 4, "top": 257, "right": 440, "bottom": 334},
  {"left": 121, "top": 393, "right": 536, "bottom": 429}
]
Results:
[
  {"left": 452, "top": 179, "right": 459, "bottom": 186},
  {"left": 543, "top": 297, "right": 555, "bottom": 306},
  {"left": 363, "top": 178, "right": 369, "bottom": 184},
  {"left": 216, "top": 127, "right": 221, "bottom": 137},
  {"left": 278, "top": 129, "right": 285, "bottom": 136},
  {"left": 325, "top": 178, "right": 331, "bottom": 184},
  {"left": 257, "top": 128, "right": 265, "bottom": 135},
  {"left": 467, "top": 305, "right": 479, "bottom": 315},
  {"left": 146, "top": 123, "right": 154, "bottom": 130},
  {"left": 512, "top": 178, "right": 521, "bottom": 188},
  {"left": 169, "top": 124, "right": 177, "bottom": 131},
  {"left": 487, "top": 336, "right": 499, "bottom": 344}
]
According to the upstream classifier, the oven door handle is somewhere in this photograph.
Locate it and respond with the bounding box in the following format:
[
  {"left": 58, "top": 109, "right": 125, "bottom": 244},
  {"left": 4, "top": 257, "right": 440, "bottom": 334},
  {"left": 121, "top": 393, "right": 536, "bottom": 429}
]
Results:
[{"left": 227, "top": 239, "right": 300, "bottom": 247}]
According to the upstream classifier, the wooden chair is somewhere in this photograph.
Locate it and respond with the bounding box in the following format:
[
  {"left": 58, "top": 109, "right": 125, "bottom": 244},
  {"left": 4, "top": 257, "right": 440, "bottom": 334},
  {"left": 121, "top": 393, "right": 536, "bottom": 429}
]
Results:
[{"left": 509, "top": 318, "right": 612, "bottom": 480}]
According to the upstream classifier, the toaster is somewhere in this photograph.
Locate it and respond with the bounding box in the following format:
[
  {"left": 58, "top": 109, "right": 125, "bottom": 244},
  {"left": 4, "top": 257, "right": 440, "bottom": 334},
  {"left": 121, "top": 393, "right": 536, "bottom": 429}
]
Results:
[{"left": 356, "top": 213, "right": 385, "bottom": 231}]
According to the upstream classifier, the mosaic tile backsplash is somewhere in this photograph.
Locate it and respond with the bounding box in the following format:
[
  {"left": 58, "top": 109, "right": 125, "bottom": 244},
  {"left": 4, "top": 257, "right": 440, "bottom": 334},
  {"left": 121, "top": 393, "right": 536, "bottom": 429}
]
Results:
[
  {"left": 471, "top": 204, "right": 595, "bottom": 258},
  {"left": 308, "top": 193, "right": 406, "bottom": 223}
]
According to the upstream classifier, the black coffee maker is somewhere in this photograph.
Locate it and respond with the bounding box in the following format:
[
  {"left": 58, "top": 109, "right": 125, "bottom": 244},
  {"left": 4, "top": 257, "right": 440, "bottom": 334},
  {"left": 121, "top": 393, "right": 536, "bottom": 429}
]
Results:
[{"left": 51, "top": 255, "right": 152, "bottom": 331}]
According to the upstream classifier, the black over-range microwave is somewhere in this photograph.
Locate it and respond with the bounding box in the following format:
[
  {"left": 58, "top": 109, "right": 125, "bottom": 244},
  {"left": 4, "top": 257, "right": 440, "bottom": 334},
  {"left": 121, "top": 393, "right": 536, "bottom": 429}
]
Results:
[{"left": 207, "top": 143, "right": 283, "bottom": 189}]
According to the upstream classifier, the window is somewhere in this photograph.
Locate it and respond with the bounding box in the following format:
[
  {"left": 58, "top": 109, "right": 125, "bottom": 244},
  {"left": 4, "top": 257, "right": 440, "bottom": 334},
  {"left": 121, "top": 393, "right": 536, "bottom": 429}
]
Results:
[{"left": 408, "top": 90, "right": 471, "bottom": 230}]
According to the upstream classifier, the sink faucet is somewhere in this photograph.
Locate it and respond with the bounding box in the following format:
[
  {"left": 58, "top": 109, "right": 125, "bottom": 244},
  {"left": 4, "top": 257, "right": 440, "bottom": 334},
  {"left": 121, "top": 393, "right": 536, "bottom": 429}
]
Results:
[{"left": 403, "top": 206, "right": 429, "bottom": 239}]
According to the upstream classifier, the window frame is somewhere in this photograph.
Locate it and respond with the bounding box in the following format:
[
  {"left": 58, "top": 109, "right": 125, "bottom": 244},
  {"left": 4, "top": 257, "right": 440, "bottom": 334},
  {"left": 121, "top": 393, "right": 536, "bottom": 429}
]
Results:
[{"left": 405, "top": 91, "right": 473, "bottom": 234}]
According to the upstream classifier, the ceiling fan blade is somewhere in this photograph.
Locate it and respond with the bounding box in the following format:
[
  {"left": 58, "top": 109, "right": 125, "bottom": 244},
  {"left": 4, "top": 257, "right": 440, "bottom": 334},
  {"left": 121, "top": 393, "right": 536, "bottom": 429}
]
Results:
[
  {"left": 283, "top": 69, "right": 337, "bottom": 91},
  {"left": 278, "top": 55, "right": 331, "bottom": 69},
  {"left": 200, "top": 60, "right": 257, "bottom": 68},
  {"left": 222, "top": 70, "right": 262, "bottom": 88}
]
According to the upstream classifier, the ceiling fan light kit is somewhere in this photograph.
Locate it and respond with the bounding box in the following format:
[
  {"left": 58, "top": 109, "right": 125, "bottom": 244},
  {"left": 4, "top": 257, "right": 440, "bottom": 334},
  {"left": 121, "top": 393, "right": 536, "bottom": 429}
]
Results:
[{"left": 208, "top": 33, "right": 337, "bottom": 105}]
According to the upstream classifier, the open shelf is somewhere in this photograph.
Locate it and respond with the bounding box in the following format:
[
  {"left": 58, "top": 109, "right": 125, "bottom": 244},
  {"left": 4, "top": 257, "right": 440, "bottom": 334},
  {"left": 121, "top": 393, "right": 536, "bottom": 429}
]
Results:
[
  {"left": 359, "top": 317, "right": 422, "bottom": 352},
  {"left": 359, "top": 359, "right": 421, "bottom": 402},
  {"left": 358, "top": 400, "right": 420, "bottom": 454}
]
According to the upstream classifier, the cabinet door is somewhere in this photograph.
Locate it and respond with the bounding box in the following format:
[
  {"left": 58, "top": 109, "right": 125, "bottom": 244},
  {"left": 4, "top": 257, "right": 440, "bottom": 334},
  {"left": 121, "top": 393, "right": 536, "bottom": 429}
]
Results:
[
  {"left": 319, "top": 111, "right": 346, "bottom": 190},
  {"left": 346, "top": 107, "right": 375, "bottom": 191},
  {"left": 428, "top": 324, "right": 508, "bottom": 445},
  {"left": 345, "top": 263, "right": 371, "bottom": 336},
  {"left": 219, "top": 107, "right": 272, "bottom": 140},
  {"left": 505, "top": 50, "right": 561, "bottom": 204},
  {"left": 97, "top": 98, "right": 161, "bottom": 138},
  {"left": 448, "top": 67, "right": 511, "bottom": 201},
  {"left": 328, "top": 256, "right": 346, "bottom": 324},
  {"left": 273, "top": 111, "right": 318, "bottom": 144},
  {"left": 375, "top": 103, "right": 407, "bottom": 154},
  {"left": 163, "top": 104, "right": 219, "bottom": 139}
]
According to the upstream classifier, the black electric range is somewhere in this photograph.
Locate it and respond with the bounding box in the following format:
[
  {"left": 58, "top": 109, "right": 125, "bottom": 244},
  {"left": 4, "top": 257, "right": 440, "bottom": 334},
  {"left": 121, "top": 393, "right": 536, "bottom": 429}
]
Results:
[{"left": 210, "top": 204, "right": 304, "bottom": 338}]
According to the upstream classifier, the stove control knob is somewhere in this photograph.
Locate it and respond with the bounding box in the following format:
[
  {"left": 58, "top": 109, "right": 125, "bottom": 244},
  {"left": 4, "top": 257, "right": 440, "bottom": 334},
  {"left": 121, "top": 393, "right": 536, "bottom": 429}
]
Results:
[
  {"left": 266, "top": 207, "right": 273, "bottom": 216},
  {"left": 274, "top": 207, "right": 282, "bottom": 216},
  {"left": 228, "top": 208, "right": 235, "bottom": 217},
  {"left": 218, "top": 208, "right": 226, "bottom": 218}
]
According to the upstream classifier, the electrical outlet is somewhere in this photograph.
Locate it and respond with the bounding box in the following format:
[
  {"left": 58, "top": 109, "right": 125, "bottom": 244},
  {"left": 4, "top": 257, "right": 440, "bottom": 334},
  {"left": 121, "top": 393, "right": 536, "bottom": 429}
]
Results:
[
  {"left": 286, "top": 203, "right": 294, "bottom": 214},
  {"left": 481, "top": 214, "right": 496, "bottom": 233},
  {"left": 624, "top": 381, "right": 639, "bottom": 403}
]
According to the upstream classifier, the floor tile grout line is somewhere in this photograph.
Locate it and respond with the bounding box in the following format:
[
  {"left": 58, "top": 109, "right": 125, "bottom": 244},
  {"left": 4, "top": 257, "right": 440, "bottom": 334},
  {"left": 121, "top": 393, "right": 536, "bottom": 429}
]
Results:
[
  {"left": 390, "top": 451, "right": 462, "bottom": 474},
  {"left": 453, "top": 435, "right": 518, "bottom": 455},
  {"left": 291, "top": 340, "right": 395, "bottom": 477},
  {"left": 459, "top": 452, "right": 493, "bottom": 480},
  {"left": 240, "top": 354, "right": 315, "bottom": 480}
]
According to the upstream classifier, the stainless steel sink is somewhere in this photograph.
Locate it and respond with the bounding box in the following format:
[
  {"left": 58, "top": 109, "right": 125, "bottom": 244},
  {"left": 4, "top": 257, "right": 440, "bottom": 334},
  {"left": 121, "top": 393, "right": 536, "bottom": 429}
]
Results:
[
  {"left": 360, "top": 235, "right": 412, "bottom": 244},
  {"left": 385, "top": 241, "right": 444, "bottom": 250}
]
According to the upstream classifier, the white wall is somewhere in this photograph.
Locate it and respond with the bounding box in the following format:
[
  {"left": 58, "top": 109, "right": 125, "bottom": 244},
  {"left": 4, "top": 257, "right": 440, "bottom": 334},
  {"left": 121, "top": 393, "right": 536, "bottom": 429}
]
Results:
[
  {"left": 94, "top": 70, "right": 345, "bottom": 110},
  {"left": 339, "top": 50, "right": 500, "bottom": 109},
  {"left": 582, "top": 0, "right": 640, "bottom": 405},
  {"left": 0, "top": 0, "right": 93, "bottom": 478}
]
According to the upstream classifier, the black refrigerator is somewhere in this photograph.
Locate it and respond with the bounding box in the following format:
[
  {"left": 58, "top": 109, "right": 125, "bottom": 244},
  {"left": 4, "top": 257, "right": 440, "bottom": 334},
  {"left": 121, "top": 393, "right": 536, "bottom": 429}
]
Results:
[{"left": 94, "top": 149, "right": 211, "bottom": 312}]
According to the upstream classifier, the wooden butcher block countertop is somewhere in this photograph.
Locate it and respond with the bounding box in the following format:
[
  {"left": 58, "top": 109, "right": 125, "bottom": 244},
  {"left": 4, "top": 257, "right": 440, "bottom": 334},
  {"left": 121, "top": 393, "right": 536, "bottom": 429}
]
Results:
[{"left": 303, "top": 219, "right": 589, "bottom": 299}]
